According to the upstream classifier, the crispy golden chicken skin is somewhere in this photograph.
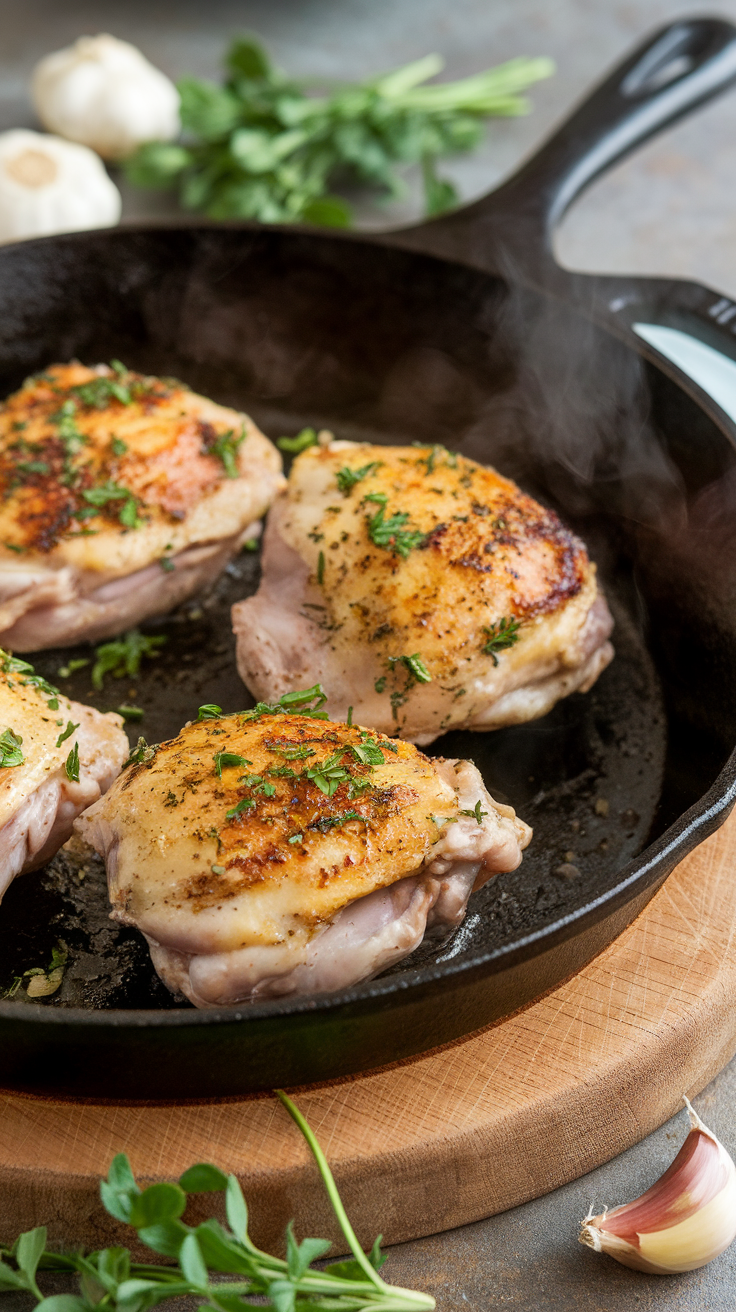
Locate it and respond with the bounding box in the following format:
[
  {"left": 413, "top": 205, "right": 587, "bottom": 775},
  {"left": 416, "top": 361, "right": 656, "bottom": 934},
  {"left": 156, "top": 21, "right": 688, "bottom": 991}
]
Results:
[
  {"left": 0, "top": 649, "right": 127, "bottom": 903},
  {"left": 0, "top": 362, "right": 284, "bottom": 649},
  {"left": 77, "top": 693, "right": 531, "bottom": 1007},
  {"left": 233, "top": 441, "right": 614, "bottom": 744}
]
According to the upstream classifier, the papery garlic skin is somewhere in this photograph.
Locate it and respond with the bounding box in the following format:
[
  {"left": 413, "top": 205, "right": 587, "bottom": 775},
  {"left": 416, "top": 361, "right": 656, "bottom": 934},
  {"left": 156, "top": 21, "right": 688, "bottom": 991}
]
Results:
[
  {"left": 0, "top": 130, "right": 121, "bottom": 245},
  {"left": 580, "top": 1098, "right": 736, "bottom": 1274},
  {"left": 32, "top": 35, "right": 180, "bottom": 161}
]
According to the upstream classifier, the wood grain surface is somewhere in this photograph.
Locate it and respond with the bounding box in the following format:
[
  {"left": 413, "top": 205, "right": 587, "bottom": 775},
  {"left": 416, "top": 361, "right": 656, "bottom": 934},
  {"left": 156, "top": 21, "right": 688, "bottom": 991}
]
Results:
[{"left": 2, "top": 809, "right": 736, "bottom": 1255}]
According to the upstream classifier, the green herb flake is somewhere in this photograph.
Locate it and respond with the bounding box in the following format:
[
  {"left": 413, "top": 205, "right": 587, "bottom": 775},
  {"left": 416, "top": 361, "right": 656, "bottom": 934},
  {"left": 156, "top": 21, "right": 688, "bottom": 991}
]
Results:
[
  {"left": 226, "top": 797, "right": 255, "bottom": 819},
  {"left": 288, "top": 833, "right": 303, "bottom": 844},
  {"left": 242, "top": 537, "right": 259, "bottom": 551},
  {"left": 277, "top": 427, "right": 318, "bottom": 454},
  {"left": 55, "top": 719, "right": 79, "bottom": 748},
  {"left": 364, "top": 493, "right": 426, "bottom": 558},
  {"left": 123, "top": 737, "right": 156, "bottom": 768},
  {"left": 65, "top": 742, "right": 80, "bottom": 782},
  {"left": 244, "top": 683, "right": 329, "bottom": 722},
  {"left": 57, "top": 657, "right": 89, "bottom": 678},
  {"left": 117, "top": 705, "right": 144, "bottom": 721},
  {"left": 374, "top": 676, "right": 386, "bottom": 693},
  {"left": 0, "top": 727, "right": 23, "bottom": 768},
  {"left": 208, "top": 425, "right": 246, "bottom": 478},
  {"left": 211, "top": 863, "right": 226, "bottom": 875},
  {"left": 111, "top": 436, "right": 128, "bottom": 455},
  {"left": 335, "top": 461, "right": 382, "bottom": 494},
  {"left": 82, "top": 480, "right": 142, "bottom": 529},
  {"left": 92, "top": 630, "right": 167, "bottom": 689},
  {"left": 317, "top": 549, "right": 325, "bottom": 585},
  {"left": 214, "top": 750, "right": 251, "bottom": 777},
  {"left": 460, "top": 800, "right": 488, "bottom": 826},
  {"left": 197, "top": 703, "right": 223, "bottom": 721},
  {"left": 481, "top": 616, "right": 521, "bottom": 665}
]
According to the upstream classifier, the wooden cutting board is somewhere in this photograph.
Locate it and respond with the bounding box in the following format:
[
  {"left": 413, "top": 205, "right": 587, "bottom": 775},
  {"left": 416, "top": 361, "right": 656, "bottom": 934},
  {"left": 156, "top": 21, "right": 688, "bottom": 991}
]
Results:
[{"left": 2, "top": 808, "right": 736, "bottom": 1255}]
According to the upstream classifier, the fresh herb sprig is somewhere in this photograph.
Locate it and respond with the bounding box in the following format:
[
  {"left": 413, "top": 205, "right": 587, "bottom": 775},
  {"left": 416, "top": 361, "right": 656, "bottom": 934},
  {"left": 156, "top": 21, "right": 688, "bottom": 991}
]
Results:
[
  {"left": 364, "top": 494, "right": 426, "bottom": 559},
  {"left": 481, "top": 616, "right": 521, "bottom": 665},
  {"left": 80, "top": 480, "right": 142, "bottom": 530},
  {"left": 0, "top": 727, "right": 23, "bottom": 768},
  {"left": 208, "top": 425, "right": 246, "bottom": 478},
  {"left": 0, "top": 1091, "right": 434, "bottom": 1310},
  {"left": 92, "top": 630, "right": 167, "bottom": 690},
  {"left": 245, "top": 684, "right": 329, "bottom": 721},
  {"left": 336, "top": 462, "right": 382, "bottom": 495},
  {"left": 126, "top": 35, "right": 552, "bottom": 227}
]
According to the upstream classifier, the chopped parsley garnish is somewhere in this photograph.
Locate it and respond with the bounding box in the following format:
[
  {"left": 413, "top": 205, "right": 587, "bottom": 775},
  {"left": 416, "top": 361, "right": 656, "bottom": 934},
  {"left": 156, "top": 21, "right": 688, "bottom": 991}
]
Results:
[
  {"left": 389, "top": 653, "right": 432, "bottom": 684},
  {"left": 111, "top": 437, "right": 128, "bottom": 455},
  {"left": 16, "top": 460, "right": 49, "bottom": 475},
  {"left": 288, "top": 833, "right": 303, "bottom": 844},
  {"left": 57, "top": 657, "right": 89, "bottom": 678},
  {"left": 460, "top": 800, "right": 488, "bottom": 826},
  {"left": 226, "top": 796, "right": 256, "bottom": 819},
  {"left": 374, "top": 676, "right": 386, "bottom": 693},
  {"left": 350, "top": 737, "right": 386, "bottom": 766},
  {"left": 430, "top": 814, "right": 458, "bottom": 827},
  {"left": 159, "top": 556, "right": 176, "bottom": 572},
  {"left": 73, "top": 374, "right": 132, "bottom": 408},
  {"left": 309, "top": 810, "right": 364, "bottom": 833},
  {"left": 53, "top": 399, "right": 87, "bottom": 456},
  {"left": 65, "top": 742, "right": 80, "bottom": 782},
  {"left": 214, "top": 751, "right": 252, "bottom": 777},
  {"left": 0, "top": 650, "right": 62, "bottom": 710},
  {"left": 265, "top": 743, "right": 316, "bottom": 760},
  {"left": 244, "top": 684, "right": 329, "bottom": 721},
  {"left": 117, "top": 705, "right": 144, "bottom": 721},
  {"left": 56, "top": 720, "right": 79, "bottom": 748},
  {"left": 92, "top": 630, "right": 167, "bottom": 690},
  {"left": 481, "top": 616, "right": 521, "bottom": 665},
  {"left": 304, "top": 752, "right": 353, "bottom": 797},
  {"left": 317, "top": 550, "right": 325, "bottom": 585},
  {"left": 0, "top": 727, "right": 23, "bottom": 768},
  {"left": 239, "top": 772, "right": 276, "bottom": 797},
  {"left": 198, "top": 704, "right": 223, "bottom": 721},
  {"left": 209, "top": 425, "right": 246, "bottom": 478},
  {"left": 81, "top": 480, "right": 142, "bottom": 529},
  {"left": 335, "top": 461, "right": 382, "bottom": 494},
  {"left": 123, "top": 737, "right": 156, "bottom": 767},
  {"left": 277, "top": 428, "right": 318, "bottom": 454},
  {"left": 363, "top": 493, "right": 426, "bottom": 558}
]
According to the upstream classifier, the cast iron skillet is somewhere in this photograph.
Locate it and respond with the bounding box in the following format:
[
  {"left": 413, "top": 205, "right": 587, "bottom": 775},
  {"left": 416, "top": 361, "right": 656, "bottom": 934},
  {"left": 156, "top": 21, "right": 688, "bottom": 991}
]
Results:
[{"left": 3, "top": 18, "right": 736, "bottom": 1100}]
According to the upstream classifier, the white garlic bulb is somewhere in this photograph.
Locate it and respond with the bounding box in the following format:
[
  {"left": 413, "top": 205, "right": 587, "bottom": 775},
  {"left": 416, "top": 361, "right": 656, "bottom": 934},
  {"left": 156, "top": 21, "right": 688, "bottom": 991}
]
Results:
[
  {"left": 580, "top": 1097, "right": 736, "bottom": 1274},
  {"left": 0, "top": 130, "right": 121, "bottom": 245},
  {"left": 32, "top": 34, "right": 180, "bottom": 161}
]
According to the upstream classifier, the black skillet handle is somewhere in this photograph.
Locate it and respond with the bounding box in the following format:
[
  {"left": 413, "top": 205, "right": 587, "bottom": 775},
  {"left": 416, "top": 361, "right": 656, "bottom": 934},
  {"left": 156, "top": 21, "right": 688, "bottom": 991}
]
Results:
[{"left": 395, "top": 17, "right": 736, "bottom": 284}]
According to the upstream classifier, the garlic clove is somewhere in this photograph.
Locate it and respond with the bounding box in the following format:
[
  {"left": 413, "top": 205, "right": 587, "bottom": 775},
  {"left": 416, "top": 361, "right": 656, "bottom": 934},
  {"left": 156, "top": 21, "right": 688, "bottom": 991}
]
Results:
[
  {"left": 32, "top": 34, "right": 180, "bottom": 161},
  {"left": 580, "top": 1097, "right": 736, "bottom": 1274},
  {"left": 0, "top": 129, "right": 121, "bottom": 245}
]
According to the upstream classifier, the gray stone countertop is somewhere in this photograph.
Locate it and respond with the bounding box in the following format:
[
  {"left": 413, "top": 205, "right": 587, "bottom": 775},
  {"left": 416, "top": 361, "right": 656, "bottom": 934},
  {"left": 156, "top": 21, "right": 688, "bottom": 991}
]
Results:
[{"left": 2, "top": 0, "right": 736, "bottom": 1307}]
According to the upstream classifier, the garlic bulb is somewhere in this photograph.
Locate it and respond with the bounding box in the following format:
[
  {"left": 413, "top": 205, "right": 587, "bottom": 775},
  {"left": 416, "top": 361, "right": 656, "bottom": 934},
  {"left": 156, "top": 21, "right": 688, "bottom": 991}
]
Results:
[
  {"left": 580, "top": 1097, "right": 736, "bottom": 1274},
  {"left": 32, "top": 34, "right": 180, "bottom": 161},
  {"left": 0, "top": 130, "right": 121, "bottom": 245}
]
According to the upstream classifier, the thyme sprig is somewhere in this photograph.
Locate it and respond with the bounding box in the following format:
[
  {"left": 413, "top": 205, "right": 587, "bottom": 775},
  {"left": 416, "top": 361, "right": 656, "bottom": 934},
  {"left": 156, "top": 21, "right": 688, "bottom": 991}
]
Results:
[
  {"left": 363, "top": 494, "right": 426, "bottom": 559},
  {"left": 0, "top": 1091, "right": 435, "bottom": 1310},
  {"left": 481, "top": 616, "right": 521, "bottom": 665}
]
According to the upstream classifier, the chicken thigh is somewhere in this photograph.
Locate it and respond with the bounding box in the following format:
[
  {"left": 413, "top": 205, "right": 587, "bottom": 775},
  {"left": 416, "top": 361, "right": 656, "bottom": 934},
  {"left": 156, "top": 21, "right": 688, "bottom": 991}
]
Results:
[
  {"left": 0, "top": 648, "right": 127, "bottom": 902},
  {"left": 76, "top": 688, "right": 531, "bottom": 1007},
  {"left": 233, "top": 441, "right": 614, "bottom": 744},
  {"left": 0, "top": 362, "right": 284, "bottom": 649}
]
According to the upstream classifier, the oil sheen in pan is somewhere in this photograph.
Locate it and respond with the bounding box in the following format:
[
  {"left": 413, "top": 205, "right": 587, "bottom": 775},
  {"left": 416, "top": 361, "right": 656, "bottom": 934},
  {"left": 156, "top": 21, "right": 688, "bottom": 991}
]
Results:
[{"left": 0, "top": 526, "right": 664, "bottom": 1011}]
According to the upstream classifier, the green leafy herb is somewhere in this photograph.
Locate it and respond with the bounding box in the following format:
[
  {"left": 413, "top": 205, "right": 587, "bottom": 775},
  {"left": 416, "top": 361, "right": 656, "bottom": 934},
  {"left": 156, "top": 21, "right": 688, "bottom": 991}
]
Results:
[
  {"left": 288, "top": 832, "right": 303, "bottom": 844},
  {"left": 351, "top": 737, "right": 387, "bottom": 766},
  {"left": 0, "top": 1089, "right": 436, "bottom": 1307},
  {"left": 305, "top": 751, "right": 353, "bottom": 797},
  {"left": 265, "top": 743, "right": 316, "bottom": 760},
  {"left": 92, "top": 630, "right": 167, "bottom": 689},
  {"left": 208, "top": 425, "right": 246, "bottom": 478},
  {"left": 336, "top": 461, "right": 382, "bottom": 494},
  {"left": 111, "top": 436, "right": 128, "bottom": 456},
  {"left": 481, "top": 615, "right": 521, "bottom": 665},
  {"left": 125, "top": 32, "right": 552, "bottom": 229},
  {"left": 73, "top": 372, "right": 132, "bottom": 408},
  {"left": 0, "top": 727, "right": 23, "bottom": 768},
  {"left": 364, "top": 493, "right": 426, "bottom": 558},
  {"left": 277, "top": 427, "right": 318, "bottom": 453},
  {"left": 239, "top": 772, "right": 277, "bottom": 797},
  {"left": 22, "top": 941, "right": 68, "bottom": 999},
  {"left": 430, "top": 814, "right": 458, "bottom": 827},
  {"left": 245, "top": 683, "right": 329, "bottom": 721},
  {"left": 160, "top": 555, "right": 176, "bottom": 572},
  {"left": 0, "top": 651, "right": 61, "bottom": 709},
  {"left": 65, "top": 742, "right": 80, "bottom": 782},
  {"left": 317, "top": 549, "right": 325, "bottom": 585},
  {"left": 460, "top": 800, "right": 488, "bottom": 826},
  {"left": 117, "top": 705, "right": 144, "bottom": 721},
  {"left": 123, "top": 737, "right": 157, "bottom": 768},
  {"left": 81, "top": 480, "right": 142, "bottom": 529},
  {"left": 16, "top": 459, "right": 49, "bottom": 475},
  {"left": 390, "top": 653, "right": 431, "bottom": 684},
  {"left": 242, "top": 536, "right": 259, "bottom": 551},
  {"left": 309, "top": 809, "right": 364, "bottom": 834},
  {"left": 214, "top": 751, "right": 252, "bottom": 777},
  {"left": 225, "top": 797, "right": 255, "bottom": 819},
  {"left": 197, "top": 704, "right": 223, "bottom": 721},
  {"left": 57, "top": 657, "right": 89, "bottom": 678},
  {"left": 374, "top": 675, "right": 387, "bottom": 693},
  {"left": 53, "top": 398, "right": 87, "bottom": 456},
  {"left": 55, "top": 719, "right": 79, "bottom": 748}
]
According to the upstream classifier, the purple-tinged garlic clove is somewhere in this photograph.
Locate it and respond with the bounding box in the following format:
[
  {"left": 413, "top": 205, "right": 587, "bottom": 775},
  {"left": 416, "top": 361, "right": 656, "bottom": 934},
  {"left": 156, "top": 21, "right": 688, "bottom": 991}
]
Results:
[{"left": 580, "top": 1097, "right": 736, "bottom": 1274}]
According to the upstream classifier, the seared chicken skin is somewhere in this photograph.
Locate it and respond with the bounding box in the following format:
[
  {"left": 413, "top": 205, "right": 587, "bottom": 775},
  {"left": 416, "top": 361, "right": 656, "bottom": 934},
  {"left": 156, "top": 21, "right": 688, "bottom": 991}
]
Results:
[
  {"left": 76, "top": 691, "right": 531, "bottom": 1007},
  {"left": 0, "top": 362, "right": 284, "bottom": 650},
  {"left": 0, "top": 648, "right": 127, "bottom": 902},
  {"left": 233, "top": 442, "right": 614, "bottom": 744}
]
